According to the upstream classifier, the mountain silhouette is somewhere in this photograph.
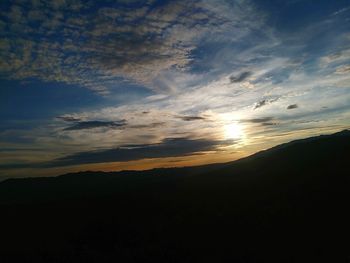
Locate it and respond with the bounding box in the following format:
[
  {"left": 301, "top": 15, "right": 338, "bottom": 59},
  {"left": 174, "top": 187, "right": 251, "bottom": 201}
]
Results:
[{"left": 0, "top": 130, "right": 349, "bottom": 262}]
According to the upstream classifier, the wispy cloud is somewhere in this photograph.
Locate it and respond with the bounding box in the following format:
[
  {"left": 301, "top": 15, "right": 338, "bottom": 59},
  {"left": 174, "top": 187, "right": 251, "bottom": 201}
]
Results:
[
  {"left": 0, "top": 0, "right": 255, "bottom": 94},
  {"left": 254, "top": 97, "right": 280, "bottom": 110},
  {"left": 229, "top": 71, "right": 252, "bottom": 83},
  {"left": 56, "top": 116, "right": 82, "bottom": 122},
  {"left": 129, "top": 122, "right": 165, "bottom": 129},
  {"left": 241, "top": 117, "right": 278, "bottom": 126},
  {"left": 177, "top": 115, "right": 206, "bottom": 121},
  {"left": 243, "top": 117, "right": 274, "bottom": 123},
  {"left": 63, "top": 120, "right": 127, "bottom": 131},
  {"left": 335, "top": 64, "right": 350, "bottom": 74}
]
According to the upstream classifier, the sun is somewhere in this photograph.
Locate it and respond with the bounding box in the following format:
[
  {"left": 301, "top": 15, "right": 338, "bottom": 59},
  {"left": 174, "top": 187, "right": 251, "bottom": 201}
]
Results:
[{"left": 224, "top": 122, "right": 244, "bottom": 140}]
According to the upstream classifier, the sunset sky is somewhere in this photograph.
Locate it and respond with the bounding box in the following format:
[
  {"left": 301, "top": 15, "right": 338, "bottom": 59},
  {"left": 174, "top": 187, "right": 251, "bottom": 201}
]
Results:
[{"left": 1, "top": 0, "right": 350, "bottom": 179}]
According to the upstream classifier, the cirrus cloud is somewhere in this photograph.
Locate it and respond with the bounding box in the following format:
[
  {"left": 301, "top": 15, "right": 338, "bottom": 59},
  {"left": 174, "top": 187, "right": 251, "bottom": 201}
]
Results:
[{"left": 0, "top": 0, "right": 255, "bottom": 94}]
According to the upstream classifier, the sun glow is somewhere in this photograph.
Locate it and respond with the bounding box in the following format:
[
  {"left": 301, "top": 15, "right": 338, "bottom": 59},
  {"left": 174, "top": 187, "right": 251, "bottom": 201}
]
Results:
[{"left": 224, "top": 122, "right": 244, "bottom": 140}]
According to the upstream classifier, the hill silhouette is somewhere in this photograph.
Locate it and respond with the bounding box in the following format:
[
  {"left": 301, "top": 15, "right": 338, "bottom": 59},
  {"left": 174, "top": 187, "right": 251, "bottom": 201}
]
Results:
[{"left": 0, "top": 130, "right": 350, "bottom": 262}]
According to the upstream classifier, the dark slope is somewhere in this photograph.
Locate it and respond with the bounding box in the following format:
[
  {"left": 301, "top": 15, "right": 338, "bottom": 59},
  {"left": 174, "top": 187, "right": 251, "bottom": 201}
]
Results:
[
  {"left": 0, "top": 162, "right": 227, "bottom": 205},
  {"left": 0, "top": 130, "right": 350, "bottom": 263}
]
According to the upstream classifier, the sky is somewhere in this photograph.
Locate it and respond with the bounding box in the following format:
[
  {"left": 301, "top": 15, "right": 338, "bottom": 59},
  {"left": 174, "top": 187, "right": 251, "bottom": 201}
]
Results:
[{"left": 0, "top": 0, "right": 350, "bottom": 179}]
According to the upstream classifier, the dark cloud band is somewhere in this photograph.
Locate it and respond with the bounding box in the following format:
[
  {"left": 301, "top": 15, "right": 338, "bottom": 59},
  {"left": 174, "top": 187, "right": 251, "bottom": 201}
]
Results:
[
  {"left": 177, "top": 116, "right": 206, "bottom": 121},
  {"left": 63, "top": 120, "right": 127, "bottom": 131},
  {"left": 45, "top": 137, "right": 235, "bottom": 167}
]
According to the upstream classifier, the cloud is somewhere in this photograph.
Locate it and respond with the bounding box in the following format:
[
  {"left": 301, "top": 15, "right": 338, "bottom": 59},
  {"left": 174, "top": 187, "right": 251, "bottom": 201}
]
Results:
[
  {"left": 0, "top": 0, "right": 241, "bottom": 93},
  {"left": 241, "top": 117, "right": 278, "bottom": 126},
  {"left": 63, "top": 120, "right": 127, "bottom": 131},
  {"left": 254, "top": 97, "right": 279, "bottom": 109},
  {"left": 319, "top": 49, "right": 350, "bottom": 68},
  {"left": 254, "top": 99, "right": 267, "bottom": 109},
  {"left": 243, "top": 117, "right": 274, "bottom": 123},
  {"left": 56, "top": 116, "right": 81, "bottom": 122},
  {"left": 44, "top": 137, "right": 234, "bottom": 167},
  {"left": 177, "top": 115, "right": 206, "bottom": 121},
  {"left": 229, "top": 71, "right": 252, "bottom": 83},
  {"left": 287, "top": 104, "right": 298, "bottom": 110},
  {"left": 129, "top": 122, "right": 165, "bottom": 129},
  {"left": 261, "top": 122, "right": 278, "bottom": 126},
  {"left": 335, "top": 65, "right": 350, "bottom": 74}
]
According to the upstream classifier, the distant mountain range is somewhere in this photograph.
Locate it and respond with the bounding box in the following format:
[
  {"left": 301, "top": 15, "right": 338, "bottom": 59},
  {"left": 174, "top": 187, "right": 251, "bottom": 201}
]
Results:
[{"left": 1, "top": 130, "right": 350, "bottom": 262}]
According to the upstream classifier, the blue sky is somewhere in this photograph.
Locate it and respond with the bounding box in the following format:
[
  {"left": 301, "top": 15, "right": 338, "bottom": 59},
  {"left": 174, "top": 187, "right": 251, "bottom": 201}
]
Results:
[{"left": 1, "top": 0, "right": 350, "bottom": 179}]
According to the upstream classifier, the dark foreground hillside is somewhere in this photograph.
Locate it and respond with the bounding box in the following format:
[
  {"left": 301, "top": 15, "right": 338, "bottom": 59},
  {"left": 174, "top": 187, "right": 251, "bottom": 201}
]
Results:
[{"left": 1, "top": 130, "right": 350, "bottom": 262}]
